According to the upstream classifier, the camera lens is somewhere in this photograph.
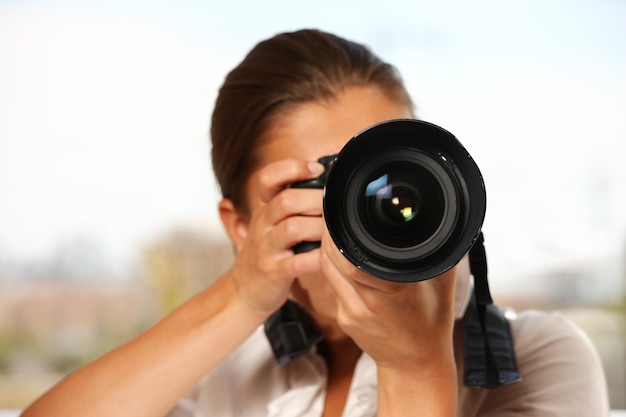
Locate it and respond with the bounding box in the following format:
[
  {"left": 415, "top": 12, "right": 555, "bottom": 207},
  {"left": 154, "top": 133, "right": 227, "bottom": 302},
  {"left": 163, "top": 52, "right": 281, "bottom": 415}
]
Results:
[
  {"left": 323, "top": 119, "right": 486, "bottom": 282},
  {"left": 345, "top": 151, "right": 459, "bottom": 262}
]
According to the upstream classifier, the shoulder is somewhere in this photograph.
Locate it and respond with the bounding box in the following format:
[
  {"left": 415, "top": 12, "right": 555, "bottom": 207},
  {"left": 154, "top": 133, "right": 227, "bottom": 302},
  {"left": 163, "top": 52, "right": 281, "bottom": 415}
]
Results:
[
  {"left": 507, "top": 308, "right": 605, "bottom": 380},
  {"left": 505, "top": 309, "right": 608, "bottom": 415},
  {"left": 508, "top": 308, "right": 595, "bottom": 354},
  {"left": 461, "top": 309, "right": 610, "bottom": 417}
]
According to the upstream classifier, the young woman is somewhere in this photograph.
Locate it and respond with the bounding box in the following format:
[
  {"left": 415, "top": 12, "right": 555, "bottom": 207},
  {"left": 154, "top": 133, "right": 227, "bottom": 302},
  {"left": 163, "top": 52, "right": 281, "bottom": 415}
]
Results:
[{"left": 21, "top": 29, "right": 609, "bottom": 417}]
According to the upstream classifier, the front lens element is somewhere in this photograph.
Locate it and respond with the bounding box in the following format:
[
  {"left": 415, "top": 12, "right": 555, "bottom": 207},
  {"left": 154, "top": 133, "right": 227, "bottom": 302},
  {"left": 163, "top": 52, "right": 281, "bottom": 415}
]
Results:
[
  {"left": 380, "top": 185, "right": 418, "bottom": 223},
  {"left": 361, "top": 164, "right": 447, "bottom": 248}
]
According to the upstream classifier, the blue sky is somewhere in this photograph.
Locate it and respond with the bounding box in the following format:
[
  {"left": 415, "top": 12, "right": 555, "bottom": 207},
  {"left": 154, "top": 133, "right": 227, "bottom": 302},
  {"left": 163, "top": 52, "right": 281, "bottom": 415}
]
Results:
[{"left": 0, "top": 0, "right": 625, "bottom": 297}]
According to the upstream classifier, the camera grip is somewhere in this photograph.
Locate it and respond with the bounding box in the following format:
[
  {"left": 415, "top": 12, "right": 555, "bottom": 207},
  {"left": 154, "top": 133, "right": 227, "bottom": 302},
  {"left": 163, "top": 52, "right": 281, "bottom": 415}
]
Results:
[
  {"left": 293, "top": 240, "right": 321, "bottom": 254},
  {"left": 290, "top": 154, "right": 337, "bottom": 254},
  {"left": 291, "top": 175, "right": 324, "bottom": 254}
]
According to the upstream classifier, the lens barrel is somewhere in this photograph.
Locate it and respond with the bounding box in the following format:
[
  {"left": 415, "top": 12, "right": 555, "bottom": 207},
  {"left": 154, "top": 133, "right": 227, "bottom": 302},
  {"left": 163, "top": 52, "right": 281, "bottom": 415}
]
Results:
[{"left": 323, "top": 119, "right": 486, "bottom": 282}]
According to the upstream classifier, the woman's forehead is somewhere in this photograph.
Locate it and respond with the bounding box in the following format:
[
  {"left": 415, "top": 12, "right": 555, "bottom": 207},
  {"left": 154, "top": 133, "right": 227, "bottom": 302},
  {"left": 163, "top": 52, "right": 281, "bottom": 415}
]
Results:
[{"left": 256, "top": 86, "right": 412, "bottom": 164}]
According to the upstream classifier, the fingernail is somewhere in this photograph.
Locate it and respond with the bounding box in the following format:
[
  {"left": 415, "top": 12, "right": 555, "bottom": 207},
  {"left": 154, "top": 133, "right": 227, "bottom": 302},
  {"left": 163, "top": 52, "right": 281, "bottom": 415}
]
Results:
[{"left": 308, "top": 161, "right": 325, "bottom": 176}]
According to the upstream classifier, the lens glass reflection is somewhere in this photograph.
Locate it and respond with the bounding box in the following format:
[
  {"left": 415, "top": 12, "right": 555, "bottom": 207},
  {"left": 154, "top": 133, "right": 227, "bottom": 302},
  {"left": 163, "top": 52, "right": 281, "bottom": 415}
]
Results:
[
  {"left": 366, "top": 175, "right": 417, "bottom": 224},
  {"left": 361, "top": 164, "right": 446, "bottom": 248}
]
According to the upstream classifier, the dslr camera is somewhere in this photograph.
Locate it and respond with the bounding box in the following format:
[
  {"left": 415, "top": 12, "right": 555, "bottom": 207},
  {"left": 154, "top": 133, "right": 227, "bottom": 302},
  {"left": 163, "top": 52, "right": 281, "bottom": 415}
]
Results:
[{"left": 292, "top": 119, "right": 486, "bottom": 283}]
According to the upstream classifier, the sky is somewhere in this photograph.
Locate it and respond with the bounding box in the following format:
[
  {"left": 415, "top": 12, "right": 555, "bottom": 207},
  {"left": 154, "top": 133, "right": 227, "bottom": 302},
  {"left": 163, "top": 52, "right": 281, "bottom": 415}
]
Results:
[{"left": 0, "top": 0, "right": 625, "bottom": 298}]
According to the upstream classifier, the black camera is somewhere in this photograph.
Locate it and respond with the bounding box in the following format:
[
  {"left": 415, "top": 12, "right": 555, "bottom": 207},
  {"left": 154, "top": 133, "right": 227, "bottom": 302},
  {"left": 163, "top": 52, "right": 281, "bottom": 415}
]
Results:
[{"left": 292, "top": 119, "right": 486, "bottom": 283}]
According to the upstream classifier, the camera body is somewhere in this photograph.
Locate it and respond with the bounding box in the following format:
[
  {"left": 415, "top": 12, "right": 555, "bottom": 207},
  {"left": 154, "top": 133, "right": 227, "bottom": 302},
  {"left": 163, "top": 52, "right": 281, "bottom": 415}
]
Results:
[
  {"left": 292, "top": 119, "right": 486, "bottom": 283},
  {"left": 291, "top": 154, "right": 338, "bottom": 254}
]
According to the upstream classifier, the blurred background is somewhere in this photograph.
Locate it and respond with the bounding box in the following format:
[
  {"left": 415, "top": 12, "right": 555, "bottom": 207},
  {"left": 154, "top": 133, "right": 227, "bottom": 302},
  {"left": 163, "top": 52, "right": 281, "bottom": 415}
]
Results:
[{"left": 1, "top": 0, "right": 625, "bottom": 410}]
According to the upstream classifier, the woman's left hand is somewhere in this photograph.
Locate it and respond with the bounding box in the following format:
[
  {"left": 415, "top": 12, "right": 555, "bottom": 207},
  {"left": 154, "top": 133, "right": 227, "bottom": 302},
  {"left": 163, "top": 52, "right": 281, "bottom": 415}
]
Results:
[
  {"left": 318, "top": 228, "right": 458, "bottom": 415},
  {"left": 318, "top": 228, "right": 457, "bottom": 367}
]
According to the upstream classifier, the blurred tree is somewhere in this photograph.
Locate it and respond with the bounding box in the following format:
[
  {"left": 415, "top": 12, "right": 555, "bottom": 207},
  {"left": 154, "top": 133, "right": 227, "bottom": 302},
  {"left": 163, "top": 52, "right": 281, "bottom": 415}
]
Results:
[{"left": 142, "top": 229, "right": 234, "bottom": 315}]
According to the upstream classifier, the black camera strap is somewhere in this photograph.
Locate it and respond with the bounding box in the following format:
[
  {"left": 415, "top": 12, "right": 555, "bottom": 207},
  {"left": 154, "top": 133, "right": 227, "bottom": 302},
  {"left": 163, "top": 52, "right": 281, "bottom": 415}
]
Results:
[
  {"left": 264, "top": 299, "right": 324, "bottom": 366},
  {"left": 463, "top": 232, "right": 522, "bottom": 388}
]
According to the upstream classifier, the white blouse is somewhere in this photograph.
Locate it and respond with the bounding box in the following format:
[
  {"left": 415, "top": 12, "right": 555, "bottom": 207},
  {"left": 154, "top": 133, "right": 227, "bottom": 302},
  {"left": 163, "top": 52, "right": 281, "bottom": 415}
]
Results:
[
  {"left": 166, "top": 326, "right": 377, "bottom": 417},
  {"left": 166, "top": 309, "right": 609, "bottom": 417}
]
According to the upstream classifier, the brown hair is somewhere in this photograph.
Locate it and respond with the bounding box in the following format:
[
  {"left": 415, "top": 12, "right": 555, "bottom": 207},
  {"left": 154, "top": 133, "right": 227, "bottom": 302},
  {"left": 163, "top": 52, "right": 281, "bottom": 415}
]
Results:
[{"left": 210, "top": 29, "right": 413, "bottom": 211}]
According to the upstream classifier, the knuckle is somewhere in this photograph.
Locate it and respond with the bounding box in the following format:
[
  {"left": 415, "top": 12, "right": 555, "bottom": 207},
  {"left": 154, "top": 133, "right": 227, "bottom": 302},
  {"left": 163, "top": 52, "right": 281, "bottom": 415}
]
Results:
[
  {"left": 257, "top": 256, "right": 277, "bottom": 277},
  {"left": 282, "top": 217, "right": 299, "bottom": 241},
  {"left": 276, "top": 190, "right": 297, "bottom": 212},
  {"left": 291, "top": 254, "right": 310, "bottom": 276},
  {"left": 291, "top": 248, "right": 320, "bottom": 277},
  {"left": 256, "top": 167, "right": 273, "bottom": 188},
  {"left": 340, "top": 299, "right": 369, "bottom": 323},
  {"left": 336, "top": 306, "right": 362, "bottom": 330}
]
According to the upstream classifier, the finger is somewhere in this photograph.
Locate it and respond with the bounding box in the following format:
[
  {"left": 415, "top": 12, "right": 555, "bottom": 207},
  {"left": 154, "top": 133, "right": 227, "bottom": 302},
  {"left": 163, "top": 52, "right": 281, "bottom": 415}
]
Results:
[
  {"left": 256, "top": 159, "right": 325, "bottom": 204},
  {"left": 271, "top": 215, "right": 325, "bottom": 251},
  {"left": 285, "top": 249, "right": 323, "bottom": 278},
  {"left": 264, "top": 188, "right": 323, "bottom": 226}
]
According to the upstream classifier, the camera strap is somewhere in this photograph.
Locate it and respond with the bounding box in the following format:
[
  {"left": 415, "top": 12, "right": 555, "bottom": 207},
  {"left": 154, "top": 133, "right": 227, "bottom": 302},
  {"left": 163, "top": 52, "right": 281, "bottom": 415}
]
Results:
[
  {"left": 264, "top": 299, "right": 324, "bottom": 366},
  {"left": 463, "top": 232, "right": 522, "bottom": 388}
]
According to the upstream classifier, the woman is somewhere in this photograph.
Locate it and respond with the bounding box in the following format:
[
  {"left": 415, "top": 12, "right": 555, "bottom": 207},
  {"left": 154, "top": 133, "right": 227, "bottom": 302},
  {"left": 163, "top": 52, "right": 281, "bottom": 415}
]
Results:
[{"left": 21, "top": 29, "right": 608, "bottom": 417}]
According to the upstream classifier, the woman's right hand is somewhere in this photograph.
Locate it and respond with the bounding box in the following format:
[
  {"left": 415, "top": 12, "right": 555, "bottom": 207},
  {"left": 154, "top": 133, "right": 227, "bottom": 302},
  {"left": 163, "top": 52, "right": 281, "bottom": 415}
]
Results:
[
  {"left": 20, "top": 159, "right": 327, "bottom": 417},
  {"left": 219, "top": 158, "right": 326, "bottom": 320}
]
